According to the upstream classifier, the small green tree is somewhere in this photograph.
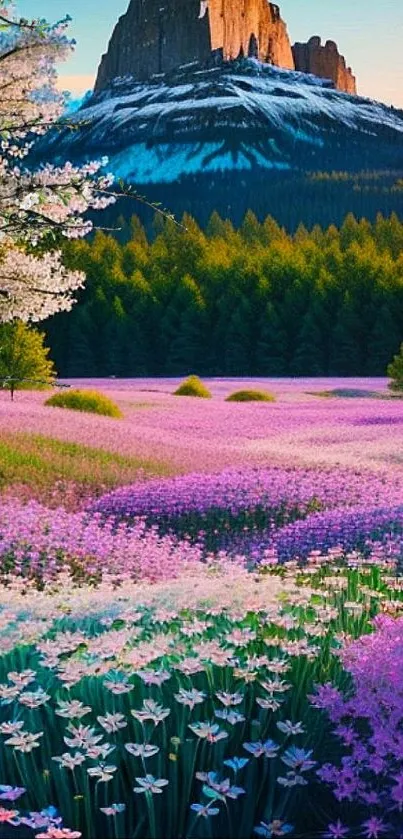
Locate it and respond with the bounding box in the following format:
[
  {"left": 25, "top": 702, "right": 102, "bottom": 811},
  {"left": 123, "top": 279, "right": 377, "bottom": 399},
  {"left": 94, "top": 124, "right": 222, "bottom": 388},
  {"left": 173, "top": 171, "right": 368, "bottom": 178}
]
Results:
[
  {"left": 0, "top": 321, "right": 56, "bottom": 401},
  {"left": 387, "top": 343, "right": 403, "bottom": 392}
]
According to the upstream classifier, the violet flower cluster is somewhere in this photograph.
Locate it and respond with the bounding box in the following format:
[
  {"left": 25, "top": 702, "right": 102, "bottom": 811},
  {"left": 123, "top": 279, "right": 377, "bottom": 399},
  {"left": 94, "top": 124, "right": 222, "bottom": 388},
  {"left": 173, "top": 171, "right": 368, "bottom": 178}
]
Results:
[
  {"left": 270, "top": 504, "right": 403, "bottom": 562},
  {"left": 0, "top": 498, "right": 201, "bottom": 583},
  {"left": 312, "top": 613, "right": 403, "bottom": 836}
]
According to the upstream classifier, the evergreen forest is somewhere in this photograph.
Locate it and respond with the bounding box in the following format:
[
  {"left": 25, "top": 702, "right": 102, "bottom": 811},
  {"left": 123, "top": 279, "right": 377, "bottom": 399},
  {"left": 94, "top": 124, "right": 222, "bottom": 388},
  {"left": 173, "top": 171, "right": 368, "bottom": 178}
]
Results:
[{"left": 44, "top": 211, "right": 403, "bottom": 378}]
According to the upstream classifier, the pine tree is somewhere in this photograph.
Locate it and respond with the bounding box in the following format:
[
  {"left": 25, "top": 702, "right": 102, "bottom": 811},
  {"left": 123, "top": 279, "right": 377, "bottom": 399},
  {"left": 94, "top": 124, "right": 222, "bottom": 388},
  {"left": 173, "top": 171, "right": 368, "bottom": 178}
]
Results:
[
  {"left": 240, "top": 210, "right": 262, "bottom": 245},
  {"left": 162, "top": 275, "right": 206, "bottom": 375},
  {"left": 290, "top": 298, "right": 328, "bottom": 376},
  {"left": 256, "top": 302, "right": 288, "bottom": 376},
  {"left": 388, "top": 343, "right": 403, "bottom": 391},
  {"left": 340, "top": 213, "right": 359, "bottom": 250},
  {"left": 223, "top": 295, "right": 254, "bottom": 376},
  {"left": 367, "top": 304, "right": 402, "bottom": 375},
  {"left": 329, "top": 294, "right": 361, "bottom": 375},
  {"left": 66, "top": 308, "right": 96, "bottom": 376}
]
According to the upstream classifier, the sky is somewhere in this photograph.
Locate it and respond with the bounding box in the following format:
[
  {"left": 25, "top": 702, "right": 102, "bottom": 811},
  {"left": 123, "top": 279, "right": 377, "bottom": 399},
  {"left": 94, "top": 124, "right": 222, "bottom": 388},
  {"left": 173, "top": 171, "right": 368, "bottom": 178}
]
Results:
[{"left": 18, "top": 0, "right": 403, "bottom": 107}]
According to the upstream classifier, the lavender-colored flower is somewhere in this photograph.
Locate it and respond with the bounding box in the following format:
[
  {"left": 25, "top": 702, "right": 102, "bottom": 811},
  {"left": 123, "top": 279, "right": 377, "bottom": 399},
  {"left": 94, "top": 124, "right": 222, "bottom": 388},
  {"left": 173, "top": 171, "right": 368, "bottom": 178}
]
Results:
[
  {"left": 254, "top": 821, "right": 294, "bottom": 837},
  {"left": 0, "top": 786, "right": 25, "bottom": 802},
  {"left": 125, "top": 743, "right": 159, "bottom": 758},
  {"left": 174, "top": 688, "right": 206, "bottom": 709},
  {"left": 189, "top": 722, "right": 228, "bottom": 743},
  {"left": 223, "top": 757, "right": 249, "bottom": 773},
  {"left": 276, "top": 720, "right": 305, "bottom": 736},
  {"left": 243, "top": 739, "right": 279, "bottom": 758},
  {"left": 215, "top": 691, "right": 244, "bottom": 707},
  {"left": 281, "top": 746, "right": 316, "bottom": 772},
  {"left": 100, "top": 803, "right": 126, "bottom": 816},
  {"left": 191, "top": 803, "right": 220, "bottom": 818},
  {"left": 214, "top": 709, "right": 245, "bottom": 725},
  {"left": 131, "top": 699, "right": 170, "bottom": 724},
  {"left": 133, "top": 775, "right": 168, "bottom": 794},
  {"left": 324, "top": 821, "right": 350, "bottom": 839},
  {"left": 361, "top": 817, "right": 388, "bottom": 839}
]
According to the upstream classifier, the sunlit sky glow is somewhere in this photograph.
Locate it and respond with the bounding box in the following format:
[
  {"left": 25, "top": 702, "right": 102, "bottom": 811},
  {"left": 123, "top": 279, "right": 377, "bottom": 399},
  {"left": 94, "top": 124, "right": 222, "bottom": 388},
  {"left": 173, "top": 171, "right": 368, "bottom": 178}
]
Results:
[{"left": 18, "top": 0, "right": 403, "bottom": 107}]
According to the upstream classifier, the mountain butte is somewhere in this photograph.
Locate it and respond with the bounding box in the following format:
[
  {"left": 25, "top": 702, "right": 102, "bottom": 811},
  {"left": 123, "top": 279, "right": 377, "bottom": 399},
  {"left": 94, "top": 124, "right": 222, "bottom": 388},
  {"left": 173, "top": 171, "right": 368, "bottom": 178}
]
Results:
[
  {"left": 95, "top": 0, "right": 356, "bottom": 95},
  {"left": 43, "top": 0, "right": 403, "bottom": 229}
]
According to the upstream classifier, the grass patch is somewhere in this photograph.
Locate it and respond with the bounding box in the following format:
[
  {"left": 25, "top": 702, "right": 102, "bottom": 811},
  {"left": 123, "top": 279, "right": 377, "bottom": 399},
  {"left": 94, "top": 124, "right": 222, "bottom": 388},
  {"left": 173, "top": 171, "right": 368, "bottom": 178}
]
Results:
[
  {"left": 173, "top": 375, "right": 212, "bottom": 398},
  {"left": 309, "top": 389, "right": 385, "bottom": 399},
  {"left": 45, "top": 388, "right": 122, "bottom": 417},
  {"left": 0, "top": 432, "right": 172, "bottom": 504},
  {"left": 225, "top": 389, "right": 276, "bottom": 402}
]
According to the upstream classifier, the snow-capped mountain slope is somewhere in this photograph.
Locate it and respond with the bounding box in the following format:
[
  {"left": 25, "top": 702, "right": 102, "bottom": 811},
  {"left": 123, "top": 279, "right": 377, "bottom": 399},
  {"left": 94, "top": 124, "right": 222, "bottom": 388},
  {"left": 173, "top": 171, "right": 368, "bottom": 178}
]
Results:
[{"left": 48, "top": 59, "right": 403, "bottom": 184}]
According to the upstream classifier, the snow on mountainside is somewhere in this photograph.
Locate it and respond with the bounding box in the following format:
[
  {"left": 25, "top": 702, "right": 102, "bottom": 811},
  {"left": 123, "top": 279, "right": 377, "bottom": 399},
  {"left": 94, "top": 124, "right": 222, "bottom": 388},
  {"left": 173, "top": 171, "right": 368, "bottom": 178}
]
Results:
[{"left": 47, "top": 59, "right": 403, "bottom": 185}]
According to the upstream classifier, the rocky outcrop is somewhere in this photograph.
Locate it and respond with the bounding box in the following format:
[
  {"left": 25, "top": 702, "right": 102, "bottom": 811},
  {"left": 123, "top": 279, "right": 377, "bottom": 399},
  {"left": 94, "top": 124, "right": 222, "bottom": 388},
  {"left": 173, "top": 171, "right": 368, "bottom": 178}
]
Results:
[
  {"left": 95, "top": 0, "right": 211, "bottom": 90},
  {"left": 292, "top": 37, "right": 356, "bottom": 94},
  {"left": 95, "top": 1, "right": 357, "bottom": 95},
  {"left": 207, "top": 0, "right": 294, "bottom": 68},
  {"left": 95, "top": 0, "right": 294, "bottom": 91}
]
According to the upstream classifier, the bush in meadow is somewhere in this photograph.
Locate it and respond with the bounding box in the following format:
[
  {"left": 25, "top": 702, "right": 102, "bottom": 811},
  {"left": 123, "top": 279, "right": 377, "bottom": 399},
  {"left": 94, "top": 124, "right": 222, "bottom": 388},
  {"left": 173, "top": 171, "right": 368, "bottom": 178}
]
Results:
[
  {"left": 45, "top": 389, "right": 122, "bottom": 418},
  {"left": 225, "top": 389, "right": 276, "bottom": 402},
  {"left": 173, "top": 375, "right": 212, "bottom": 398},
  {"left": 0, "top": 321, "right": 55, "bottom": 401},
  {"left": 387, "top": 342, "right": 403, "bottom": 392}
]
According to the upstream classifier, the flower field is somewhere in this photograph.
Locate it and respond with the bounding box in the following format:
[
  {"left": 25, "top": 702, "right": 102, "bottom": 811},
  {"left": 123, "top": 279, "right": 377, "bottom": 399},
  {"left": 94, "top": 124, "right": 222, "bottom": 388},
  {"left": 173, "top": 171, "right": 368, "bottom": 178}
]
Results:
[{"left": 1, "top": 378, "right": 403, "bottom": 839}]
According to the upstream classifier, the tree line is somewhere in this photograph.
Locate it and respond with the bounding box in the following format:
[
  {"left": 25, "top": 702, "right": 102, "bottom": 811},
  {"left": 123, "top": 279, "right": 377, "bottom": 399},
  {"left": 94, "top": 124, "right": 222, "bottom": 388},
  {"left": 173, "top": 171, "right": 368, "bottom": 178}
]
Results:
[{"left": 44, "top": 211, "right": 403, "bottom": 378}]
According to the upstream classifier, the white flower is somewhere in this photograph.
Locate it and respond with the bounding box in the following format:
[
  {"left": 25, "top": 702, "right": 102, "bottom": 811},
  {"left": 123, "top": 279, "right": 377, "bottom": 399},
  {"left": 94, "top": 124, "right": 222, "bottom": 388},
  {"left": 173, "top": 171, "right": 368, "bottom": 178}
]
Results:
[
  {"left": 87, "top": 763, "right": 117, "bottom": 783},
  {"left": 56, "top": 700, "right": 92, "bottom": 719},
  {"left": 52, "top": 752, "right": 86, "bottom": 770},
  {"left": 125, "top": 743, "right": 159, "bottom": 758},
  {"left": 97, "top": 713, "right": 127, "bottom": 734}
]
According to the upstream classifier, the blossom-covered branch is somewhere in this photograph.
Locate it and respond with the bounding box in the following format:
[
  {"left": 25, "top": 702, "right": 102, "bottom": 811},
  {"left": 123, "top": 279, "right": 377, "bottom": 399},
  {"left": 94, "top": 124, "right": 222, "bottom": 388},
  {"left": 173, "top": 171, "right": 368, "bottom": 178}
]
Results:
[{"left": 0, "top": 1, "right": 116, "bottom": 321}]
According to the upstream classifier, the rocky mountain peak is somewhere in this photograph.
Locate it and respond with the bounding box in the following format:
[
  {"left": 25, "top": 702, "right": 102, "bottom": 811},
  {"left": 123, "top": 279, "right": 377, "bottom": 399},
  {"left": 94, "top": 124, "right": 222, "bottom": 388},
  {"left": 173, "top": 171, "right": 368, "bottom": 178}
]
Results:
[
  {"left": 292, "top": 36, "right": 356, "bottom": 94},
  {"left": 96, "top": 0, "right": 358, "bottom": 93},
  {"left": 95, "top": 0, "right": 357, "bottom": 94}
]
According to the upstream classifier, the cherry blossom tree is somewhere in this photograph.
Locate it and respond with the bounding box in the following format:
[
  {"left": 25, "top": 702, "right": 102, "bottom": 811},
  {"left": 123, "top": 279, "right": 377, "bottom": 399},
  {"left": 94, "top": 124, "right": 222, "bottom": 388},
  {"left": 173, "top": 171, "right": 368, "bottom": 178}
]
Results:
[{"left": 0, "top": 1, "right": 116, "bottom": 322}]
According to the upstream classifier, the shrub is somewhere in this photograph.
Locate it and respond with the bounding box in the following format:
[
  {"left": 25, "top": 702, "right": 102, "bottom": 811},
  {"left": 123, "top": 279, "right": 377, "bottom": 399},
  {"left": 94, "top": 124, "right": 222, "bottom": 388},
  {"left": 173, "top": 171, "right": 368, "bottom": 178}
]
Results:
[
  {"left": 387, "top": 342, "right": 403, "bottom": 391},
  {"left": 0, "top": 320, "right": 55, "bottom": 400},
  {"left": 173, "top": 375, "right": 212, "bottom": 398},
  {"left": 312, "top": 389, "right": 380, "bottom": 399},
  {"left": 45, "top": 388, "right": 122, "bottom": 418},
  {"left": 226, "top": 389, "right": 276, "bottom": 402}
]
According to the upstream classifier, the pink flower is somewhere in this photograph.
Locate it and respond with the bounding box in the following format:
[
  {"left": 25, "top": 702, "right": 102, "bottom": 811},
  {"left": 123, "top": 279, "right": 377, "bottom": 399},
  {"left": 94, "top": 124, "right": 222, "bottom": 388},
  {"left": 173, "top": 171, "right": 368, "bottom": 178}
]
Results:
[{"left": 35, "top": 829, "right": 82, "bottom": 839}]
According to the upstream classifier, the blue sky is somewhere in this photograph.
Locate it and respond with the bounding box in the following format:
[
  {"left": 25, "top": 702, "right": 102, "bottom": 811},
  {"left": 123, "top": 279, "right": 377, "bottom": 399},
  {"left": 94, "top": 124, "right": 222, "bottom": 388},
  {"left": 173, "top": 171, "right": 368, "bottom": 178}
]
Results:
[{"left": 18, "top": 0, "right": 403, "bottom": 106}]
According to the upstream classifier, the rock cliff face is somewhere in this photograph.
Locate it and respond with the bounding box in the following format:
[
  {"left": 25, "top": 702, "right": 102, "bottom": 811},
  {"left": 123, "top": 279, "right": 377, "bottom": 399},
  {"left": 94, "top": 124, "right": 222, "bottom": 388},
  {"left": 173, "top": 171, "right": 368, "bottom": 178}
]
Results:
[
  {"left": 95, "top": 0, "right": 211, "bottom": 90},
  {"left": 207, "top": 0, "right": 294, "bottom": 67},
  {"left": 292, "top": 37, "right": 356, "bottom": 95},
  {"left": 95, "top": 0, "right": 294, "bottom": 91}
]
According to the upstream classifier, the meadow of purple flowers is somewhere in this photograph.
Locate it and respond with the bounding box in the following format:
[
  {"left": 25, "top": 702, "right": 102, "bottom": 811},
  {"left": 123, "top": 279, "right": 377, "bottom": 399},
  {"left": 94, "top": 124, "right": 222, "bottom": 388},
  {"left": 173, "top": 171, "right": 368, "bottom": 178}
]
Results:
[{"left": 0, "top": 378, "right": 403, "bottom": 839}]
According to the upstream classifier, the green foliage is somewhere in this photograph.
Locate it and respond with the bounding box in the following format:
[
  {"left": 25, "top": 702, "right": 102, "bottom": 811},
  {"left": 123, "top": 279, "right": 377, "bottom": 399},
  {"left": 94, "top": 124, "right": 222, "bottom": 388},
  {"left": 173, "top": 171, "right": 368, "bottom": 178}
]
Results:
[
  {"left": 226, "top": 389, "right": 276, "bottom": 402},
  {"left": 43, "top": 212, "right": 403, "bottom": 378},
  {"left": 0, "top": 432, "right": 172, "bottom": 505},
  {"left": 388, "top": 343, "right": 403, "bottom": 391},
  {"left": 173, "top": 375, "right": 212, "bottom": 398},
  {"left": 0, "top": 320, "right": 55, "bottom": 400},
  {"left": 45, "top": 388, "right": 123, "bottom": 417}
]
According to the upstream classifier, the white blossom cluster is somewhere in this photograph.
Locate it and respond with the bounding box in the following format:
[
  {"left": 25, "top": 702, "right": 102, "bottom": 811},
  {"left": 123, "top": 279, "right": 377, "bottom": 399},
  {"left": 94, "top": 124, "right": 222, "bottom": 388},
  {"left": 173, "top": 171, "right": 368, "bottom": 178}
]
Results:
[{"left": 0, "top": 1, "right": 116, "bottom": 322}]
